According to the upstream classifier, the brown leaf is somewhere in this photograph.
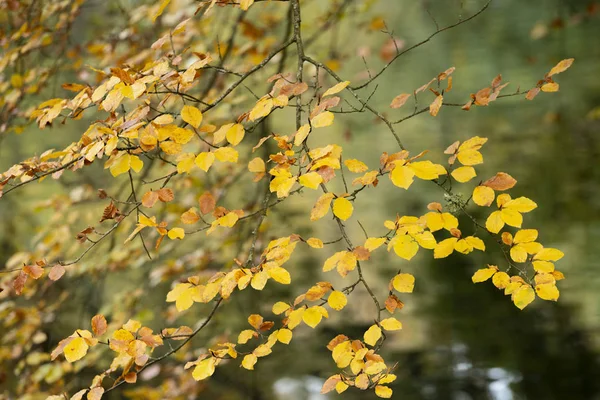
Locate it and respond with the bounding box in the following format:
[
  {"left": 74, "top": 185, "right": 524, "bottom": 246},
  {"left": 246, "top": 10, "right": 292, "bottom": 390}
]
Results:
[
  {"left": 390, "top": 93, "right": 411, "bottom": 109},
  {"left": 474, "top": 87, "right": 492, "bottom": 106},
  {"left": 111, "top": 67, "right": 135, "bottom": 84},
  {"left": 326, "top": 334, "right": 349, "bottom": 351},
  {"left": 100, "top": 201, "right": 120, "bottom": 222},
  {"left": 444, "top": 141, "right": 460, "bottom": 155},
  {"left": 199, "top": 192, "right": 216, "bottom": 215},
  {"left": 462, "top": 100, "right": 473, "bottom": 111},
  {"left": 13, "top": 271, "right": 27, "bottom": 295},
  {"left": 23, "top": 264, "right": 43, "bottom": 279},
  {"left": 48, "top": 264, "right": 66, "bottom": 281},
  {"left": 429, "top": 95, "right": 443, "bottom": 116},
  {"left": 141, "top": 191, "right": 159, "bottom": 208},
  {"left": 97, "top": 189, "right": 108, "bottom": 199},
  {"left": 91, "top": 315, "right": 108, "bottom": 336},
  {"left": 482, "top": 172, "right": 517, "bottom": 191},
  {"left": 156, "top": 188, "right": 174, "bottom": 202},
  {"left": 181, "top": 209, "right": 200, "bottom": 224},
  {"left": 427, "top": 202, "right": 443, "bottom": 212},
  {"left": 76, "top": 226, "right": 95, "bottom": 243},
  {"left": 491, "top": 74, "right": 502, "bottom": 88},
  {"left": 526, "top": 87, "right": 540, "bottom": 101},
  {"left": 310, "top": 96, "right": 341, "bottom": 119},
  {"left": 124, "top": 372, "right": 137, "bottom": 383},
  {"left": 352, "top": 246, "right": 371, "bottom": 261}
]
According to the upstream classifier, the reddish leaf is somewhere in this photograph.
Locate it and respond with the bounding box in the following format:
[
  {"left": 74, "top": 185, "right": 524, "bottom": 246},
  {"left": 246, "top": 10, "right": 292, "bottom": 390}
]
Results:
[
  {"left": 199, "top": 192, "right": 216, "bottom": 215},
  {"left": 91, "top": 314, "right": 108, "bottom": 336},
  {"left": 482, "top": 172, "right": 517, "bottom": 191}
]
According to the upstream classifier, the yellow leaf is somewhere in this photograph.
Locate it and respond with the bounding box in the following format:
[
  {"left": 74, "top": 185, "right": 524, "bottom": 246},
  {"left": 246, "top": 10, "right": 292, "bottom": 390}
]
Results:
[
  {"left": 512, "top": 285, "right": 535, "bottom": 310},
  {"left": 251, "top": 271, "right": 268, "bottom": 290},
  {"left": 336, "top": 381, "right": 349, "bottom": 394},
  {"left": 242, "top": 354, "right": 257, "bottom": 370},
  {"left": 392, "top": 273, "right": 415, "bottom": 293},
  {"left": 492, "top": 271, "right": 510, "bottom": 289},
  {"left": 249, "top": 98, "right": 273, "bottom": 121},
  {"left": 451, "top": 166, "right": 477, "bottom": 183},
  {"left": 272, "top": 302, "right": 290, "bottom": 315},
  {"left": 473, "top": 186, "right": 495, "bottom": 207},
  {"left": 311, "top": 111, "right": 334, "bottom": 128},
  {"left": 485, "top": 211, "right": 504, "bottom": 233},
  {"left": 380, "top": 317, "right": 402, "bottom": 331},
  {"left": 192, "top": 357, "right": 215, "bottom": 381},
  {"left": 501, "top": 208, "right": 523, "bottom": 228},
  {"left": 332, "top": 197, "right": 353, "bottom": 221},
  {"left": 299, "top": 172, "right": 323, "bottom": 189},
  {"left": 504, "top": 196, "right": 537, "bottom": 213},
  {"left": 170, "top": 127, "right": 194, "bottom": 144},
  {"left": 344, "top": 159, "right": 368, "bottom": 173},
  {"left": 541, "top": 82, "right": 559, "bottom": 92},
  {"left": 536, "top": 283, "right": 559, "bottom": 301},
  {"left": 177, "top": 153, "right": 195, "bottom": 174},
  {"left": 212, "top": 123, "right": 232, "bottom": 145},
  {"left": 328, "top": 291, "right": 347, "bottom": 311},
  {"left": 240, "top": 0, "right": 254, "bottom": 11},
  {"left": 270, "top": 175, "right": 296, "bottom": 198},
  {"left": 226, "top": 123, "right": 245, "bottom": 146},
  {"left": 390, "top": 164, "right": 414, "bottom": 189},
  {"left": 533, "top": 260, "right": 555, "bottom": 273},
  {"left": 238, "top": 330, "right": 256, "bottom": 344},
  {"left": 293, "top": 124, "right": 311, "bottom": 146},
  {"left": 166, "top": 283, "right": 195, "bottom": 311},
  {"left": 514, "top": 229, "right": 538, "bottom": 244},
  {"left": 409, "top": 161, "right": 443, "bottom": 180},
  {"left": 310, "top": 193, "right": 334, "bottom": 221},
  {"left": 471, "top": 266, "right": 497, "bottom": 283},
  {"left": 548, "top": 58, "right": 574, "bottom": 77},
  {"left": 457, "top": 149, "right": 483, "bottom": 166},
  {"left": 248, "top": 157, "right": 265, "bottom": 173},
  {"left": 277, "top": 328, "right": 293, "bottom": 344},
  {"left": 303, "top": 306, "right": 323, "bottom": 328},
  {"left": 323, "top": 81, "right": 350, "bottom": 97},
  {"left": 533, "top": 248, "right": 564, "bottom": 262},
  {"left": 434, "top": 238, "right": 458, "bottom": 258},
  {"left": 153, "top": 0, "right": 171, "bottom": 21},
  {"left": 268, "top": 266, "right": 291, "bottom": 285},
  {"left": 287, "top": 308, "right": 305, "bottom": 330},
  {"left": 306, "top": 238, "right": 324, "bottom": 248},
  {"left": 195, "top": 152, "right": 215, "bottom": 172},
  {"left": 181, "top": 105, "right": 203, "bottom": 128},
  {"left": 364, "top": 325, "right": 382, "bottom": 346},
  {"left": 510, "top": 245, "right": 528, "bottom": 263},
  {"left": 214, "top": 147, "right": 238, "bottom": 163},
  {"left": 64, "top": 337, "right": 89, "bottom": 363},
  {"left": 365, "top": 237, "right": 386, "bottom": 251},
  {"left": 392, "top": 235, "right": 419, "bottom": 260},
  {"left": 167, "top": 227, "right": 185, "bottom": 240},
  {"left": 375, "top": 385, "right": 393, "bottom": 398}
]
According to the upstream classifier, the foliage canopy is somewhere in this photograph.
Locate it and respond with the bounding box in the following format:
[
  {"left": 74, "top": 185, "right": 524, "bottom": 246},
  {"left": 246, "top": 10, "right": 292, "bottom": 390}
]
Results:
[{"left": 0, "top": 0, "right": 574, "bottom": 398}]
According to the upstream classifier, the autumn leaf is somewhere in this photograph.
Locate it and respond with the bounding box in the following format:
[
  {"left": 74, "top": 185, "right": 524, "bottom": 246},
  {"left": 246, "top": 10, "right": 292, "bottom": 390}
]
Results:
[
  {"left": 332, "top": 197, "right": 353, "bottom": 220},
  {"left": 390, "top": 93, "right": 411, "bottom": 109},
  {"left": 181, "top": 105, "right": 203, "bottom": 128}
]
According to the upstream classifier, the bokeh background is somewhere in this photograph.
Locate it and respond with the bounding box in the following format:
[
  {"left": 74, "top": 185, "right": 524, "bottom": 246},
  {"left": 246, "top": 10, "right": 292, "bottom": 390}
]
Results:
[{"left": 1, "top": 0, "right": 600, "bottom": 399}]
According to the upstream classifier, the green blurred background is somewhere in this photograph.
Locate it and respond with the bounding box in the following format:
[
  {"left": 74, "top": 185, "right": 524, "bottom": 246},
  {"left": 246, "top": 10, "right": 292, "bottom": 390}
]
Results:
[{"left": 2, "top": 0, "right": 600, "bottom": 399}]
